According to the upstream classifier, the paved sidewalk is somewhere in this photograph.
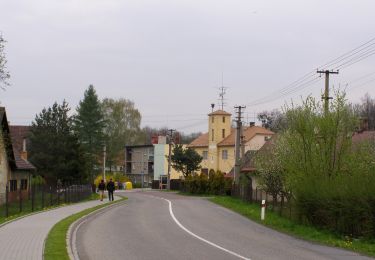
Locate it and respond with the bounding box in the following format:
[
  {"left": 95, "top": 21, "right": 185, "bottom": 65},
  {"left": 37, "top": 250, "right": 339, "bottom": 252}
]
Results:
[{"left": 0, "top": 197, "right": 118, "bottom": 260}]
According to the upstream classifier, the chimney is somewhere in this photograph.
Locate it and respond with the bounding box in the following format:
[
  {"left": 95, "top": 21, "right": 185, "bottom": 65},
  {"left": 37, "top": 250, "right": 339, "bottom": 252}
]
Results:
[{"left": 21, "top": 138, "right": 28, "bottom": 161}]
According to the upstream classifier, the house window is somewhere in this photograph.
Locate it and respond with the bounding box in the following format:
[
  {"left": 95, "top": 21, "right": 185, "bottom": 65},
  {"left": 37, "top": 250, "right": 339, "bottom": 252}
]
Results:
[
  {"left": 222, "top": 150, "right": 228, "bottom": 160},
  {"left": 201, "top": 168, "right": 209, "bottom": 175},
  {"left": 212, "top": 129, "right": 214, "bottom": 141},
  {"left": 223, "top": 117, "right": 225, "bottom": 123},
  {"left": 212, "top": 117, "right": 214, "bottom": 123},
  {"left": 202, "top": 151, "right": 208, "bottom": 160},
  {"left": 21, "top": 179, "right": 28, "bottom": 190},
  {"left": 222, "top": 129, "right": 225, "bottom": 138},
  {"left": 9, "top": 180, "right": 17, "bottom": 192}
]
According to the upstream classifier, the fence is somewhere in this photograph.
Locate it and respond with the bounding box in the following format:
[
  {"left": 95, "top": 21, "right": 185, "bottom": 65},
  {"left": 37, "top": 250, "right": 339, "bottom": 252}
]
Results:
[
  {"left": 231, "top": 184, "right": 295, "bottom": 219},
  {"left": 0, "top": 184, "right": 92, "bottom": 218}
]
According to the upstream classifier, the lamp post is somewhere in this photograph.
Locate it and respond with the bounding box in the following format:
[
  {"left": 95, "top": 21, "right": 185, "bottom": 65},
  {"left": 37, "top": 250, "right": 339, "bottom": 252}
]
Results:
[{"left": 103, "top": 145, "right": 107, "bottom": 182}]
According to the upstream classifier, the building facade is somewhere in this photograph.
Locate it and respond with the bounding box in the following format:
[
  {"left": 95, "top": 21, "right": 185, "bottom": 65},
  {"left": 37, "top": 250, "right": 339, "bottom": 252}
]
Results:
[
  {"left": 125, "top": 145, "right": 154, "bottom": 186},
  {"left": 189, "top": 109, "right": 274, "bottom": 174}
]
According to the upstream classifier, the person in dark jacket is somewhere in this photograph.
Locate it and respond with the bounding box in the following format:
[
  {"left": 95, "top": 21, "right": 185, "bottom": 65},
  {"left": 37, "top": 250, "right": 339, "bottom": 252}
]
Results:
[
  {"left": 107, "top": 178, "right": 115, "bottom": 201},
  {"left": 98, "top": 180, "right": 106, "bottom": 201}
]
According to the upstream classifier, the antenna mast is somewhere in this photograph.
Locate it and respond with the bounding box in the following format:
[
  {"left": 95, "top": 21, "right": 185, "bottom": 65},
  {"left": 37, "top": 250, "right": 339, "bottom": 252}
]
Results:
[{"left": 218, "top": 73, "right": 227, "bottom": 110}]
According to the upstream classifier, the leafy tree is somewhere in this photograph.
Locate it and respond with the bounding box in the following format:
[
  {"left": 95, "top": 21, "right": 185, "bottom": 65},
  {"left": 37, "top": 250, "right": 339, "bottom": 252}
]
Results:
[
  {"left": 29, "top": 101, "right": 87, "bottom": 184},
  {"left": 170, "top": 144, "right": 202, "bottom": 178},
  {"left": 255, "top": 138, "right": 288, "bottom": 209},
  {"left": 102, "top": 98, "right": 142, "bottom": 171},
  {"left": 74, "top": 85, "right": 105, "bottom": 181},
  {"left": 0, "top": 35, "right": 10, "bottom": 89},
  {"left": 257, "top": 109, "right": 286, "bottom": 132}
]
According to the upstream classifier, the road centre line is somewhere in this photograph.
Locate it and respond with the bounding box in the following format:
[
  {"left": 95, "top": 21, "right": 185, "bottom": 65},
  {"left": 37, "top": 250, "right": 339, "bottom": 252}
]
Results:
[{"left": 150, "top": 195, "right": 251, "bottom": 260}]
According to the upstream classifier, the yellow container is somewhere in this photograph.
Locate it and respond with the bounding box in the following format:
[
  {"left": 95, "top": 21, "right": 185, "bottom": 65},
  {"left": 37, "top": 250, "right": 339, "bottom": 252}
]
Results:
[{"left": 125, "top": 182, "right": 133, "bottom": 190}]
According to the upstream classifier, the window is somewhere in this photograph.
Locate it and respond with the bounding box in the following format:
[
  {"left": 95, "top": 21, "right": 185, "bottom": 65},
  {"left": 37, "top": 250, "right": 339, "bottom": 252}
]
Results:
[
  {"left": 21, "top": 179, "right": 28, "bottom": 190},
  {"left": 202, "top": 151, "right": 208, "bottom": 160},
  {"left": 223, "top": 117, "right": 225, "bottom": 123},
  {"left": 201, "top": 168, "right": 209, "bottom": 175},
  {"left": 212, "top": 117, "right": 214, "bottom": 123},
  {"left": 222, "top": 129, "right": 225, "bottom": 138},
  {"left": 222, "top": 150, "right": 228, "bottom": 160},
  {"left": 9, "top": 180, "right": 17, "bottom": 192},
  {"left": 212, "top": 129, "right": 214, "bottom": 141}
]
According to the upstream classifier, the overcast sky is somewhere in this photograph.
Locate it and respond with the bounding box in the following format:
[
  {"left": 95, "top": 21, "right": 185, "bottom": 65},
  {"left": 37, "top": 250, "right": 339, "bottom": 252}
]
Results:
[{"left": 0, "top": 0, "right": 374, "bottom": 133}]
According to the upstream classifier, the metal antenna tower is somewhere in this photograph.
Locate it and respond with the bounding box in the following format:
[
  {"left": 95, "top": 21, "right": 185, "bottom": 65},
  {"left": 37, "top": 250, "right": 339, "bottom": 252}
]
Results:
[{"left": 218, "top": 73, "right": 227, "bottom": 110}]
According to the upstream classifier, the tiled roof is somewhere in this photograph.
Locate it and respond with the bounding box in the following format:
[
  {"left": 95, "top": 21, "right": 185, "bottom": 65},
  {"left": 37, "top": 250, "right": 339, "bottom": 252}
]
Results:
[
  {"left": 9, "top": 126, "right": 31, "bottom": 153},
  {"left": 9, "top": 125, "right": 36, "bottom": 171},
  {"left": 352, "top": 131, "right": 375, "bottom": 144},
  {"left": 218, "top": 126, "right": 274, "bottom": 147},
  {"left": 13, "top": 150, "right": 36, "bottom": 170},
  {"left": 208, "top": 110, "right": 232, "bottom": 116},
  {"left": 188, "top": 133, "right": 209, "bottom": 147}
]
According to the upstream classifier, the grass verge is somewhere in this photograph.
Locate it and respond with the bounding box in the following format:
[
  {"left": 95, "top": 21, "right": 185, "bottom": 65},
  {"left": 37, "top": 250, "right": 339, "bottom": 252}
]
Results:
[
  {"left": 210, "top": 196, "right": 375, "bottom": 257},
  {"left": 44, "top": 197, "right": 127, "bottom": 260}
]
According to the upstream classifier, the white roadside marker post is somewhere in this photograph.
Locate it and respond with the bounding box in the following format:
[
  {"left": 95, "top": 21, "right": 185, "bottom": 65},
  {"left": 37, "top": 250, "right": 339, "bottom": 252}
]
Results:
[{"left": 261, "top": 200, "right": 266, "bottom": 221}]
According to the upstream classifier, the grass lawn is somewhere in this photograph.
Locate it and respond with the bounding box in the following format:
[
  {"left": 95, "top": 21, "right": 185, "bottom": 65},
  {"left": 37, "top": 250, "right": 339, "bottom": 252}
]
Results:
[
  {"left": 44, "top": 197, "right": 127, "bottom": 260},
  {"left": 0, "top": 193, "right": 100, "bottom": 226},
  {"left": 210, "top": 196, "right": 375, "bottom": 257}
]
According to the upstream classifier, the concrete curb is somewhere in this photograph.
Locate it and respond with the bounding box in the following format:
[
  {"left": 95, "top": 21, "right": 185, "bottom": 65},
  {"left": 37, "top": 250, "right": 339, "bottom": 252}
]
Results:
[{"left": 67, "top": 199, "right": 127, "bottom": 260}]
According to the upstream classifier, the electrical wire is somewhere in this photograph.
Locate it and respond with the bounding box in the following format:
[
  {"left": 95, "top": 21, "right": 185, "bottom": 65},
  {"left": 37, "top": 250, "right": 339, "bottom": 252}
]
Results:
[{"left": 246, "top": 37, "right": 375, "bottom": 107}]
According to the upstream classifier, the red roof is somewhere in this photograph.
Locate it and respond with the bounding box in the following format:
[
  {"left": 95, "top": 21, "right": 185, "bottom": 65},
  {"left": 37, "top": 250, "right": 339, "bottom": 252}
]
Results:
[{"left": 9, "top": 125, "right": 36, "bottom": 171}]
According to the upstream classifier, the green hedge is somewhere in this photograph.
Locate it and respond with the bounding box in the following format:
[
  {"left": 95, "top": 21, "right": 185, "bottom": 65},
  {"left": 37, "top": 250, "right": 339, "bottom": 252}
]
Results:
[
  {"left": 181, "top": 172, "right": 232, "bottom": 195},
  {"left": 295, "top": 174, "right": 375, "bottom": 238}
]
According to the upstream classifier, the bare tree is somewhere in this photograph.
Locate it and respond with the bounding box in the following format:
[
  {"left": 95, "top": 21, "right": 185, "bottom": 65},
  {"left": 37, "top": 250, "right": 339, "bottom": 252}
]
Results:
[{"left": 0, "top": 35, "right": 10, "bottom": 89}]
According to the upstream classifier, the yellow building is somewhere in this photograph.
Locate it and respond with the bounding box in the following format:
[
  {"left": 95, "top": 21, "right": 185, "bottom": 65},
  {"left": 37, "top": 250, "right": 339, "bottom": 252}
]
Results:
[{"left": 188, "top": 110, "right": 274, "bottom": 174}]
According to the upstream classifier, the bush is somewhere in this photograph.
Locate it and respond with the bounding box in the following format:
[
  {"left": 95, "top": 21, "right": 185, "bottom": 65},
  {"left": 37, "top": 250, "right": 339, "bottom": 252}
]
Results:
[{"left": 182, "top": 171, "right": 232, "bottom": 195}]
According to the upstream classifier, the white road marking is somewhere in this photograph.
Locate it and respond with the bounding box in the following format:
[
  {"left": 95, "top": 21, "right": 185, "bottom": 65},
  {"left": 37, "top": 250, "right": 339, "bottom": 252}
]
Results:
[{"left": 161, "top": 197, "right": 252, "bottom": 260}]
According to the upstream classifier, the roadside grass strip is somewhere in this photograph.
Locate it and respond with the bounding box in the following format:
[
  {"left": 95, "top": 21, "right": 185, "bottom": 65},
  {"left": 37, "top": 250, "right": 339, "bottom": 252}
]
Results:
[
  {"left": 44, "top": 197, "right": 127, "bottom": 260},
  {"left": 210, "top": 196, "right": 375, "bottom": 258}
]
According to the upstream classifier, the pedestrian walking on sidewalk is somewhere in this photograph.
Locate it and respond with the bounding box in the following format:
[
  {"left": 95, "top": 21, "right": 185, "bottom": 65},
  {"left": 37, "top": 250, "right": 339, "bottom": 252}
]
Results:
[
  {"left": 98, "top": 180, "right": 106, "bottom": 201},
  {"left": 107, "top": 178, "right": 115, "bottom": 201}
]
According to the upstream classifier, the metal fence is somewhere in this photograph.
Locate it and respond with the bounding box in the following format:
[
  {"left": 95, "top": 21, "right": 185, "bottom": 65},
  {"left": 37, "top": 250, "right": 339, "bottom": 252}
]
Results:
[{"left": 0, "top": 184, "right": 92, "bottom": 218}]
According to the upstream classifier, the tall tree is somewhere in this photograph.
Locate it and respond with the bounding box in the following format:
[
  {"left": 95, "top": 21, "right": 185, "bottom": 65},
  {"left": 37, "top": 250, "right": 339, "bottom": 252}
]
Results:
[
  {"left": 74, "top": 85, "right": 105, "bottom": 181},
  {"left": 102, "top": 98, "right": 142, "bottom": 171},
  {"left": 257, "top": 109, "right": 286, "bottom": 132},
  {"left": 29, "top": 101, "right": 86, "bottom": 184},
  {"left": 171, "top": 144, "right": 202, "bottom": 178},
  {"left": 0, "top": 35, "right": 10, "bottom": 89}
]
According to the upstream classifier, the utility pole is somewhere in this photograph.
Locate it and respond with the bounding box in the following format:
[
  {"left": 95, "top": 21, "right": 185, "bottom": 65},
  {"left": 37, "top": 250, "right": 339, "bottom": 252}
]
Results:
[
  {"left": 317, "top": 70, "right": 339, "bottom": 115},
  {"left": 167, "top": 129, "right": 176, "bottom": 190},
  {"left": 234, "top": 106, "right": 245, "bottom": 184},
  {"left": 103, "top": 145, "right": 106, "bottom": 182}
]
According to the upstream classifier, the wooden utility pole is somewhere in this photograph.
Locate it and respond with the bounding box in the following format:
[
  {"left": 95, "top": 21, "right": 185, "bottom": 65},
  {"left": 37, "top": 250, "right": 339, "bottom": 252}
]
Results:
[
  {"left": 167, "top": 129, "right": 175, "bottom": 190},
  {"left": 317, "top": 70, "right": 339, "bottom": 115},
  {"left": 234, "top": 106, "right": 245, "bottom": 184}
]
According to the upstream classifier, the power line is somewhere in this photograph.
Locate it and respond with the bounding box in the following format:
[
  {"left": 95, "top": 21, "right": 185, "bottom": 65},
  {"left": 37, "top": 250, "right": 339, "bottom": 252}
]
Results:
[{"left": 246, "top": 37, "right": 375, "bottom": 107}]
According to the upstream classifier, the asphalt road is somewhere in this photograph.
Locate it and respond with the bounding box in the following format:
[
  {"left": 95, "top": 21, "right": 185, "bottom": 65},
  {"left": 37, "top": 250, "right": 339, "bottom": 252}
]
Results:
[{"left": 76, "top": 191, "right": 373, "bottom": 260}]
